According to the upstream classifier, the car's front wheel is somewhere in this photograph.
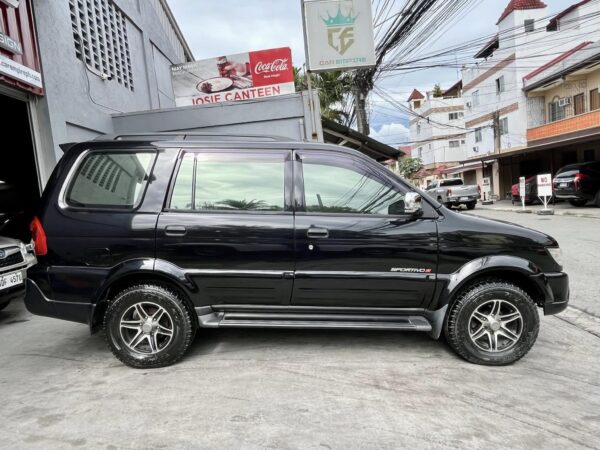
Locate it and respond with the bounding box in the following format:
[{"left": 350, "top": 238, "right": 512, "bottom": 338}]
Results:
[
  {"left": 104, "top": 284, "right": 195, "bottom": 368},
  {"left": 0, "top": 300, "right": 11, "bottom": 311},
  {"left": 568, "top": 198, "right": 588, "bottom": 207},
  {"left": 445, "top": 280, "right": 539, "bottom": 365}
]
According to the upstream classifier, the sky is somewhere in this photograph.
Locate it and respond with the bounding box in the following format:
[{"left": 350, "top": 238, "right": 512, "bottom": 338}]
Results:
[{"left": 169, "top": 0, "right": 579, "bottom": 147}]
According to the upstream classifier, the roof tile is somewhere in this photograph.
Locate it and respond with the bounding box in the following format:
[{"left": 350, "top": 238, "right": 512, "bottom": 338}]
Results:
[{"left": 497, "top": 0, "right": 547, "bottom": 24}]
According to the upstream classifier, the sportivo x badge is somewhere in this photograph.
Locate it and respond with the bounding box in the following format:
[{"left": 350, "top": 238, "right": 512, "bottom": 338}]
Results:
[{"left": 391, "top": 268, "right": 433, "bottom": 274}]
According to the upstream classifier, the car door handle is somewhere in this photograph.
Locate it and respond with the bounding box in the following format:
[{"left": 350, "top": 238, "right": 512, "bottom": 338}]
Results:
[
  {"left": 165, "top": 225, "right": 187, "bottom": 236},
  {"left": 307, "top": 227, "right": 329, "bottom": 239}
]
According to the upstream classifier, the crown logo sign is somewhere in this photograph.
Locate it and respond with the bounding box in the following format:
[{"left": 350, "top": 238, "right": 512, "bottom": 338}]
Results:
[{"left": 322, "top": 7, "right": 358, "bottom": 27}]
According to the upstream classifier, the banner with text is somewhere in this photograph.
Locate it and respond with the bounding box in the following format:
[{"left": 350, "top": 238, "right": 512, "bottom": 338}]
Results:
[{"left": 170, "top": 47, "right": 295, "bottom": 107}]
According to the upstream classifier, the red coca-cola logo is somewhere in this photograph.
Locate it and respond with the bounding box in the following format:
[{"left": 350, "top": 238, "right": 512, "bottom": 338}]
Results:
[
  {"left": 255, "top": 58, "right": 289, "bottom": 74},
  {"left": 249, "top": 48, "right": 294, "bottom": 87}
]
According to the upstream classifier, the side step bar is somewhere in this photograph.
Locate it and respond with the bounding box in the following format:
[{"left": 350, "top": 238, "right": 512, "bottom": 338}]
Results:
[{"left": 197, "top": 309, "right": 432, "bottom": 332}]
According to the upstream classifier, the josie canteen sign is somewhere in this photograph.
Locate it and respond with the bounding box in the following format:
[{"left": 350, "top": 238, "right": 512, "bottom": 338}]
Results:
[{"left": 170, "top": 47, "right": 295, "bottom": 107}]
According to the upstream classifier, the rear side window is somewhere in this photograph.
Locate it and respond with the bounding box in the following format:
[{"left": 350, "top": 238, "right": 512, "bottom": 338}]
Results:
[
  {"left": 169, "top": 152, "right": 286, "bottom": 212},
  {"left": 66, "top": 151, "right": 155, "bottom": 209},
  {"left": 439, "top": 179, "right": 463, "bottom": 187}
]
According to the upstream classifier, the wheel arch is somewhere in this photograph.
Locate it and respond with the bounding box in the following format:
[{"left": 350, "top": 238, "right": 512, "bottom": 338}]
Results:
[
  {"left": 439, "top": 255, "right": 550, "bottom": 312},
  {"left": 89, "top": 259, "right": 198, "bottom": 332}
]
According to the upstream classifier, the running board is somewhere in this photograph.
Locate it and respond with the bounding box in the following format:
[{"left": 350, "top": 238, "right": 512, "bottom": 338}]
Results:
[{"left": 197, "top": 309, "right": 432, "bottom": 332}]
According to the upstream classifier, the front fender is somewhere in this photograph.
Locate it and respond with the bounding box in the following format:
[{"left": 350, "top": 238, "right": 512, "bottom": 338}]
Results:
[{"left": 436, "top": 255, "right": 547, "bottom": 310}]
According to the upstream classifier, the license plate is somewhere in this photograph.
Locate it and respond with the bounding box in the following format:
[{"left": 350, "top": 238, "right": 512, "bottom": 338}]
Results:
[
  {"left": 560, "top": 183, "right": 568, "bottom": 188},
  {"left": 0, "top": 271, "right": 23, "bottom": 291},
  {"left": 460, "top": 197, "right": 469, "bottom": 201}
]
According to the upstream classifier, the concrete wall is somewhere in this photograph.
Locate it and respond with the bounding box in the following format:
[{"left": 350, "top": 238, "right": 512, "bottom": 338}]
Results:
[
  {"left": 111, "top": 92, "right": 322, "bottom": 142},
  {"left": 31, "top": 0, "right": 189, "bottom": 185}
]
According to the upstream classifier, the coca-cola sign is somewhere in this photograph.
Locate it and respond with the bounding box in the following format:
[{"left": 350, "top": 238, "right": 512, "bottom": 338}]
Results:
[
  {"left": 255, "top": 58, "right": 289, "bottom": 74},
  {"left": 171, "top": 47, "right": 295, "bottom": 107}
]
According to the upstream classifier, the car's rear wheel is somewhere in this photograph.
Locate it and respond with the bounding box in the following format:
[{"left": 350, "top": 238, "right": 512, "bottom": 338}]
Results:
[
  {"left": 104, "top": 284, "right": 195, "bottom": 368},
  {"left": 445, "top": 280, "right": 539, "bottom": 365},
  {"left": 568, "top": 198, "right": 588, "bottom": 207},
  {"left": 0, "top": 300, "right": 11, "bottom": 311},
  {"left": 466, "top": 201, "right": 477, "bottom": 210}
]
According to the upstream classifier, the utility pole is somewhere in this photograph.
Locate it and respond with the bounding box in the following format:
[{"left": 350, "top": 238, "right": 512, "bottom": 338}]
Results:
[
  {"left": 354, "top": 85, "right": 370, "bottom": 135},
  {"left": 492, "top": 111, "right": 501, "bottom": 154}
]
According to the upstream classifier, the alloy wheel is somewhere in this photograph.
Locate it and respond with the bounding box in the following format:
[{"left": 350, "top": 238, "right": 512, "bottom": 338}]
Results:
[
  {"left": 468, "top": 299, "right": 523, "bottom": 352},
  {"left": 119, "top": 302, "right": 174, "bottom": 354}
]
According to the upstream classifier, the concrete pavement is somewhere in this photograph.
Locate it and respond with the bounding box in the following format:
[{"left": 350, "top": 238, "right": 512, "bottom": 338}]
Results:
[{"left": 474, "top": 200, "right": 600, "bottom": 220}]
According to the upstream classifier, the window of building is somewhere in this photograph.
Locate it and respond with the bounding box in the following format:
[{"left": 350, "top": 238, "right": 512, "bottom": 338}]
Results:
[
  {"left": 475, "top": 128, "right": 483, "bottom": 143},
  {"left": 461, "top": 140, "right": 466, "bottom": 145},
  {"left": 418, "top": 147, "right": 423, "bottom": 158},
  {"left": 472, "top": 90, "right": 480, "bottom": 107},
  {"left": 448, "top": 112, "right": 464, "bottom": 121},
  {"left": 549, "top": 98, "right": 566, "bottom": 122},
  {"left": 584, "top": 149, "right": 596, "bottom": 162},
  {"left": 524, "top": 19, "right": 535, "bottom": 32},
  {"left": 499, "top": 117, "right": 509, "bottom": 136},
  {"left": 66, "top": 151, "right": 155, "bottom": 209},
  {"left": 496, "top": 76, "right": 505, "bottom": 94},
  {"left": 591, "top": 88, "right": 600, "bottom": 111},
  {"left": 449, "top": 140, "right": 460, "bottom": 148},
  {"left": 414, "top": 100, "right": 421, "bottom": 109},
  {"left": 574, "top": 93, "right": 585, "bottom": 115},
  {"left": 69, "top": 0, "right": 134, "bottom": 90},
  {"left": 417, "top": 124, "right": 421, "bottom": 135},
  {"left": 302, "top": 159, "right": 406, "bottom": 215},
  {"left": 170, "top": 153, "right": 286, "bottom": 212}
]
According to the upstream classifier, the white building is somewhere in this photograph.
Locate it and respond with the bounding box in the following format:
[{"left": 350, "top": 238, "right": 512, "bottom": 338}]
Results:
[
  {"left": 461, "top": 0, "right": 600, "bottom": 198},
  {"left": 407, "top": 82, "right": 470, "bottom": 187}
]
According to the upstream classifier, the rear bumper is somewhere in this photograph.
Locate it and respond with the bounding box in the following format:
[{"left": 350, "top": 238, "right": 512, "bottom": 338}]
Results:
[
  {"left": 540, "top": 272, "right": 569, "bottom": 315},
  {"left": 24, "top": 279, "right": 91, "bottom": 324},
  {"left": 447, "top": 195, "right": 480, "bottom": 203}
]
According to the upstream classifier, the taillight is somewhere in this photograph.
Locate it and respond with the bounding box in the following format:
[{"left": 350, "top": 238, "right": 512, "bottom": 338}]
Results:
[
  {"left": 574, "top": 173, "right": 590, "bottom": 191},
  {"left": 29, "top": 216, "right": 48, "bottom": 256},
  {"left": 447, "top": 188, "right": 453, "bottom": 197}
]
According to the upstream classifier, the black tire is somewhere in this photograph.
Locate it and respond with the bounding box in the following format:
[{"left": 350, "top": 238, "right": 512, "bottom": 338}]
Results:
[
  {"left": 466, "top": 201, "right": 477, "bottom": 210},
  {"left": 104, "top": 284, "right": 195, "bottom": 369},
  {"left": 444, "top": 280, "right": 539, "bottom": 366},
  {"left": 0, "top": 300, "right": 10, "bottom": 311},
  {"left": 568, "top": 198, "right": 588, "bottom": 207}
]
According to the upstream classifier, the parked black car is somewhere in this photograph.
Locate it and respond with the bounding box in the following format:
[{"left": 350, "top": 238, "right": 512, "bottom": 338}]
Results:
[
  {"left": 553, "top": 161, "right": 600, "bottom": 207},
  {"left": 0, "top": 236, "right": 36, "bottom": 311},
  {"left": 25, "top": 133, "right": 569, "bottom": 368}
]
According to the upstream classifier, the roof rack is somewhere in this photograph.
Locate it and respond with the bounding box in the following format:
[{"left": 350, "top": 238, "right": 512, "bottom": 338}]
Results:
[{"left": 94, "top": 132, "right": 295, "bottom": 142}]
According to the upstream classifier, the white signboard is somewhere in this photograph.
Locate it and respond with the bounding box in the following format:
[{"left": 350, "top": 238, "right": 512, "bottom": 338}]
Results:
[
  {"left": 537, "top": 174, "right": 553, "bottom": 197},
  {"left": 303, "top": 0, "right": 376, "bottom": 72},
  {"left": 519, "top": 177, "right": 526, "bottom": 198},
  {"left": 0, "top": 53, "right": 42, "bottom": 88}
]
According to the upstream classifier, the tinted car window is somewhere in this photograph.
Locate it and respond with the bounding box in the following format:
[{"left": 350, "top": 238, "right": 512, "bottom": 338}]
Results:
[
  {"left": 302, "top": 158, "right": 406, "bottom": 215},
  {"left": 66, "top": 152, "right": 155, "bottom": 209},
  {"left": 169, "top": 152, "right": 286, "bottom": 212},
  {"left": 439, "top": 179, "right": 463, "bottom": 187}
]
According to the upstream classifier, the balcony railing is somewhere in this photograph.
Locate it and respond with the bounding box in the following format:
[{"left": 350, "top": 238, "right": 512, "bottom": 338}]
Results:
[{"left": 527, "top": 109, "right": 600, "bottom": 142}]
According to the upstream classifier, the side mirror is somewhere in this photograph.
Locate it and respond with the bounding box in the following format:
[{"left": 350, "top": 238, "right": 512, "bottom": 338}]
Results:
[{"left": 404, "top": 192, "right": 423, "bottom": 216}]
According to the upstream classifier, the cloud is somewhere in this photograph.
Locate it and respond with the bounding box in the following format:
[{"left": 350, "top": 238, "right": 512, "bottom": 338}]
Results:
[{"left": 370, "top": 122, "right": 410, "bottom": 147}]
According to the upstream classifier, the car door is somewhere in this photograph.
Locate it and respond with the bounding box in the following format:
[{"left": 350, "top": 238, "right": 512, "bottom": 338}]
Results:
[
  {"left": 156, "top": 149, "right": 294, "bottom": 307},
  {"left": 292, "top": 150, "right": 439, "bottom": 309}
]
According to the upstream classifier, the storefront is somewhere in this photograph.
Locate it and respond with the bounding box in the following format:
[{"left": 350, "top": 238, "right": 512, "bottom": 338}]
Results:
[{"left": 0, "top": 0, "right": 44, "bottom": 239}]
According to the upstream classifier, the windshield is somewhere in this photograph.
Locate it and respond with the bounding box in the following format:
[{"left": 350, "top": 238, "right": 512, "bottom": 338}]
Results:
[{"left": 440, "top": 179, "right": 464, "bottom": 187}]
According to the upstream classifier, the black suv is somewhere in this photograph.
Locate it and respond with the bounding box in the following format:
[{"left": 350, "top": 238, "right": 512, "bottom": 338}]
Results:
[
  {"left": 25, "top": 133, "right": 569, "bottom": 368},
  {"left": 553, "top": 161, "right": 600, "bottom": 207}
]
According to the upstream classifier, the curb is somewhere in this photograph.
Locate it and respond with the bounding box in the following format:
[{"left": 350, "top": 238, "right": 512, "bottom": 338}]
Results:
[{"left": 475, "top": 206, "right": 600, "bottom": 220}]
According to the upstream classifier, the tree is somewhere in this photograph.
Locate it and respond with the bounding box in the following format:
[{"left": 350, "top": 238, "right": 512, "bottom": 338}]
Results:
[
  {"left": 294, "top": 67, "right": 352, "bottom": 124},
  {"left": 432, "top": 84, "right": 443, "bottom": 98},
  {"left": 397, "top": 157, "right": 423, "bottom": 179}
]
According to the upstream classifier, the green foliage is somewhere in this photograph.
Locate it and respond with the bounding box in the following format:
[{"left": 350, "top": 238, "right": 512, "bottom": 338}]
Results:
[
  {"left": 294, "top": 67, "right": 352, "bottom": 123},
  {"left": 433, "top": 84, "right": 443, "bottom": 98},
  {"left": 397, "top": 157, "right": 423, "bottom": 179}
]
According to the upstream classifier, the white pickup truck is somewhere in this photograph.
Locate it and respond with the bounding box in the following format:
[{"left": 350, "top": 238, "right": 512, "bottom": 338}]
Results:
[{"left": 426, "top": 178, "right": 481, "bottom": 210}]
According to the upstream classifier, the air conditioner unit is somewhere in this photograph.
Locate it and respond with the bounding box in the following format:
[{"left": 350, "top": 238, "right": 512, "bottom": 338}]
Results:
[
  {"left": 558, "top": 97, "right": 572, "bottom": 107},
  {"left": 473, "top": 146, "right": 479, "bottom": 153}
]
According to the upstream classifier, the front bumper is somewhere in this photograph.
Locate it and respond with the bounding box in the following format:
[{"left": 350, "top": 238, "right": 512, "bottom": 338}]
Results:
[
  {"left": 24, "top": 279, "right": 91, "bottom": 324},
  {"left": 539, "top": 272, "right": 569, "bottom": 315}
]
